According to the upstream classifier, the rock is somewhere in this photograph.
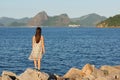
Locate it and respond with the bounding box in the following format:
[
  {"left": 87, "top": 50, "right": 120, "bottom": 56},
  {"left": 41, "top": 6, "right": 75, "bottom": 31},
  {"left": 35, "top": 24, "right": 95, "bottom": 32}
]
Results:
[
  {"left": 114, "top": 65, "right": 120, "bottom": 70},
  {"left": 48, "top": 73, "right": 57, "bottom": 80},
  {"left": 56, "top": 77, "right": 70, "bottom": 80},
  {"left": 83, "top": 75, "right": 96, "bottom": 80},
  {"left": 92, "top": 67, "right": 105, "bottom": 78},
  {"left": 82, "top": 64, "right": 94, "bottom": 76},
  {"left": 2, "top": 71, "right": 17, "bottom": 77},
  {"left": 95, "top": 77, "right": 108, "bottom": 80},
  {"left": 2, "top": 75, "right": 12, "bottom": 80},
  {"left": 1, "top": 64, "right": 120, "bottom": 80},
  {"left": 63, "top": 68, "right": 84, "bottom": 80},
  {"left": 2, "top": 71, "right": 18, "bottom": 80},
  {"left": 82, "top": 64, "right": 107, "bottom": 79},
  {"left": 0, "top": 77, "right": 1, "bottom": 80},
  {"left": 105, "top": 72, "right": 120, "bottom": 80},
  {"left": 100, "top": 65, "right": 120, "bottom": 75},
  {"left": 63, "top": 64, "right": 96, "bottom": 80},
  {"left": 18, "top": 68, "right": 49, "bottom": 80}
]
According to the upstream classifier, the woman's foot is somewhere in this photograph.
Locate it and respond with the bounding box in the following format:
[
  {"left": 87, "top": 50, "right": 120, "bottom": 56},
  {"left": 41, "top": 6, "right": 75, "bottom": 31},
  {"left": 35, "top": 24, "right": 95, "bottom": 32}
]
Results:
[
  {"left": 34, "top": 67, "right": 38, "bottom": 70},
  {"left": 37, "top": 69, "right": 40, "bottom": 71}
]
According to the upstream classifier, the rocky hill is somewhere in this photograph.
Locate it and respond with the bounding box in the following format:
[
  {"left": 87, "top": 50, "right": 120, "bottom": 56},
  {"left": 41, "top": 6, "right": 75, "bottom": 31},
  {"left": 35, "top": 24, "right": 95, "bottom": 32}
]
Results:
[
  {"left": 71, "top": 13, "right": 107, "bottom": 27},
  {"left": 27, "top": 11, "right": 48, "bottom": 26},
  {"left": 42, "top": 14, "right": 71, "bottom": 26},
  {"left": 27, "top": 11, "right": 72, "bottom": 27},
  {"left": 97, "top": 14, "right": 120, "bottom": 28}
]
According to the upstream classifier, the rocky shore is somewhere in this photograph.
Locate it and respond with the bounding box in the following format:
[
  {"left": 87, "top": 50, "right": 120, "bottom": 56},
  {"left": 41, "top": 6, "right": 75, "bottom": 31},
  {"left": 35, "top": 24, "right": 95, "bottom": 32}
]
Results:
[{"left": 0, "top": 63, "right": 120, "bottom": 80}]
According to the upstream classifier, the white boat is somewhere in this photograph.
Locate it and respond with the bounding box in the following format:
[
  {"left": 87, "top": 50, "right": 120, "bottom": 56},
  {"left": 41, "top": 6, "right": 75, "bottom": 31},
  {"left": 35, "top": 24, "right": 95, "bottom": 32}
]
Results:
[{"left": 68, "top": 24, "right": 80, "bottom": 27}]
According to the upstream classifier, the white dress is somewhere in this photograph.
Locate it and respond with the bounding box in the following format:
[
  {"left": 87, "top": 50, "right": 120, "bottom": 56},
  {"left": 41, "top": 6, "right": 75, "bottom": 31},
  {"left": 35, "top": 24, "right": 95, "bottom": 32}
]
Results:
[{"left": 29, "top": 36, "right": 42, "bottom": 60}]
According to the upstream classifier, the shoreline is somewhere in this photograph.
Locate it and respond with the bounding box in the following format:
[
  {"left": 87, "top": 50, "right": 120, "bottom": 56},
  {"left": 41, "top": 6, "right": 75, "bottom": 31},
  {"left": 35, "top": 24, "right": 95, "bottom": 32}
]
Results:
[{"left": 0, "top": 63, "right": 120, "bottom": 80}]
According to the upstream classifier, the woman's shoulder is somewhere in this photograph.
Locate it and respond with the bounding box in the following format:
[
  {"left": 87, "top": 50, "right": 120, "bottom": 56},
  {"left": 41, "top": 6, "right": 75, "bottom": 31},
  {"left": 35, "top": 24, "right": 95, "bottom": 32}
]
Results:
[
  {"left": 32, "top": 35, "right": 35, "bottom": 38},
  {"left": 41, "top": 35, "right": 44, "bottom": 38},
  {"left": 41, "top": 35, "right": 44, "bottom": 40}
]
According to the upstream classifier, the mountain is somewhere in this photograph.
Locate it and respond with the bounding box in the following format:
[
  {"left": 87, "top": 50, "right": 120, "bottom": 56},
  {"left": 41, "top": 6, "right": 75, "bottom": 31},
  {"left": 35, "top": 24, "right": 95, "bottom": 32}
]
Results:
[
  {"left": 27, "top": 11, "right": 48, "bottom": 26},
  {"left": 97, "top": 14, "right": 120, "bottom": 28},
  {"left": 8, "top": 22, "right": 26, "bottom": 26},
  {"left": 71, "top": 13, "right": 107, "bottom": 27},
  {"left": 0, "top": 23, "right": 4, "bottom": 26},
  {"left": 0, "top": 12, "right": 107, "bottom": 27},
  {"left": 27, "top": 11, "right": 71, "bottom": 27},
  {"left": 42, "top": 14, "right": 71, "bottom": 26},
  {"left": 0, "top": 17, "right": 16, "bottom": 26},
  {"left": 17, "top": 17, "right": 31, "bottom": 23},
  {"left": 0, "top": 17, "right": 30, "bottom": 26}
]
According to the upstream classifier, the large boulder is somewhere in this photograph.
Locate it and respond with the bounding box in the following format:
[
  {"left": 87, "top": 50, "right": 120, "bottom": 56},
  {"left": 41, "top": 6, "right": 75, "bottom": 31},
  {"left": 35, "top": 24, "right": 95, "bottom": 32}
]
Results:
[
  {"left": 114, "top": 65, "right": 120, "bottom": 70},
  {"left": 82, "top": 75, "right": 96, "bottom": 80},
  {"left": 63, "top": 68, "right": 84, "bottom": 80},
  {"left": 100, "top": 65, "right": 120, "bottom": 75},
  {"left": 18, "top": 68, "right": 49, "bottom": 80},
  {"left": 1, "top": 71, "right": 18, "bottom": 80},
  {"left": 82, "top": 64, "right": 94, "bottom": 76},
  {"left": 105, "top": 72, "right": 120, "bottom": 80},
  {"left": 63, "top": 64, "right": 95, "bottom": 80},
  {"left": 95, "top": 77, "right": 108, "bottom": 80},
  {"left": 92, "top": 67, "right": 105, "bottom": 78},
  {"left": 0, "top": 77, "right": 1, "bottom": 80}
]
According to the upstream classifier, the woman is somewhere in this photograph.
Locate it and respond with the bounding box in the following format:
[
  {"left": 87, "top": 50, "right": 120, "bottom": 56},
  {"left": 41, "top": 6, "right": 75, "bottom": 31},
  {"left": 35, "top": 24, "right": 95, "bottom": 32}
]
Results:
[{"left": 29, "top": 27, "right": 45, "bottom": 71}]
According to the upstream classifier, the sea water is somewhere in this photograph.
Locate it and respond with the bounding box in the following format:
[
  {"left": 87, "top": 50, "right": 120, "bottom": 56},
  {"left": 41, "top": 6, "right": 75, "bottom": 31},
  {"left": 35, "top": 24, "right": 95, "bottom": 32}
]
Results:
[{"left": 0, "top": 27, "right": 120, "bottom": 75}]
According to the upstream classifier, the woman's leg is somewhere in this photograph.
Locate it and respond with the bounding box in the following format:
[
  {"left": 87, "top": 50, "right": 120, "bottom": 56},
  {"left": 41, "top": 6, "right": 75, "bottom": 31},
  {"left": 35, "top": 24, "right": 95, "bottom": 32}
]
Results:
[
  {"left": 38, "top": 59, "right": 41, "bottom": 70},
  {"left": 34, "top": 59, "right": 37, "bottom": 69}
]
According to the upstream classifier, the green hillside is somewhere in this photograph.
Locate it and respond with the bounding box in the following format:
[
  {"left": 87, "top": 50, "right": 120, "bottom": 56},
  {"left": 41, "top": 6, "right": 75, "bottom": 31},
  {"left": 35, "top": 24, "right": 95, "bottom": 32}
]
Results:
[
  {"left": 8, "top": 22, "right": 26, "bottom": 26},
  {"left": 97, "top": 14, "right": 120, "bottom": 28},
  {"left": 71, "top": 13, "right": 107, "bottom": 27}
]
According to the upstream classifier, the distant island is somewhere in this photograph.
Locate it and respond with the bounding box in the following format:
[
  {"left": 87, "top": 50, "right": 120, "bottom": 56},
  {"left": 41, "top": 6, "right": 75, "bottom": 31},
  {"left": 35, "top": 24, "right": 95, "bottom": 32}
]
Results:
[
  {"left": 0, "top": 11, "right": 107, "bottom": 27},
  {"left": 97, "top": 14, "right": 120, "bottom": 28}
]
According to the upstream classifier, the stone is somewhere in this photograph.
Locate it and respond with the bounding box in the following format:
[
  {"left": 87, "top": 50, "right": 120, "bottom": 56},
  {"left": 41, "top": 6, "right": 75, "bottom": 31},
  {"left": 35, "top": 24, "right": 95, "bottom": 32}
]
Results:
[
  {"left": 2, "top": 71, "right": 18, "bottom": 80},
  {"left": 63, "top": 68, "right": 84, "bottom": 80},
  {"left": 105, "top": 72, "right": 120, "bottom": 80},
  {"left": 100, "top": 65, "right": 120, "bottom": 75},
  {"left": 95, "top": 77, "right": 108, "bottom": 80},
  {"left": 83, "top": 75, "right": 96, "bottom": 80},
  {"left": 0, "top": 77, "right": 1, "bottom": 80},
  {"left": 56, "top": 77, "right": 69, "bottom": 80},
  {"left": 114, "top": 65, "right": 120, "bottom": 70},
  {"left": 82, "top": 64, "right": 94, "bottom": 76},
  {"left": 2, "top": 75, "right": 12, "bottom": 80},
  {"left": 2, "top": 71, "right": 17, "bottom": 77},
  {"left": 48, "top": 73, "right": 57, "bottom": 80},
  {"left": 92, "top": 67, "right": 105, "bottom": 78},
  {"left": 1, "top": 64, "right": 120, "bottom": 80},
  {"left": 18, "top": 68, "right": 49, "bottom": 80}
]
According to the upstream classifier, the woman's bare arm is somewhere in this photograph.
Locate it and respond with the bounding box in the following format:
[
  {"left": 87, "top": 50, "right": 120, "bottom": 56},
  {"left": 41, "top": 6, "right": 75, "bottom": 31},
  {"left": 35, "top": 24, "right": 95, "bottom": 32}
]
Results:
[
  {"left": 41, "top": 36, "right": 45, "bottom": 54},
  {"left": 32, "top": 36, "right": 34, "bottom": 48}
]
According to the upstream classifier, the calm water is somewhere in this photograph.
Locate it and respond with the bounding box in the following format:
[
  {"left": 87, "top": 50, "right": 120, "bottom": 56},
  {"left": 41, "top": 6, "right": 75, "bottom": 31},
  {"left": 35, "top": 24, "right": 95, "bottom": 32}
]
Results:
[{"left": 0, "top": 27, "right": 120, "bottom": 75}]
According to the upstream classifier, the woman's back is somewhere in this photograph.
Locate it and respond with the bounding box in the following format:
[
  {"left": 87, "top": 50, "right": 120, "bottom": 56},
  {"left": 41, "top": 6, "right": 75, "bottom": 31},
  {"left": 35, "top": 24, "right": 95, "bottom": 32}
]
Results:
[{"left": 32, "top": 36, "right": 42, "bottom": 54}]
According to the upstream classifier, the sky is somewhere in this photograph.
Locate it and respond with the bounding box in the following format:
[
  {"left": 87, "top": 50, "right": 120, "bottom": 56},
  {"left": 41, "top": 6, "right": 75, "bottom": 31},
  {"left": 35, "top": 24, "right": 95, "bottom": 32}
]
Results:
[{"left": 0, "top": 0, "right": 120, "bottom": 19}]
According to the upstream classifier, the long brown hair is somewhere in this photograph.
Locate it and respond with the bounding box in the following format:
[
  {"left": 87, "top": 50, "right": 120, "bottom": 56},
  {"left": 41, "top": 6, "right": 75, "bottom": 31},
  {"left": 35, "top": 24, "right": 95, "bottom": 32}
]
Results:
[{"left": 35, "top": 27, "right": 41, "bottom": 43}]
